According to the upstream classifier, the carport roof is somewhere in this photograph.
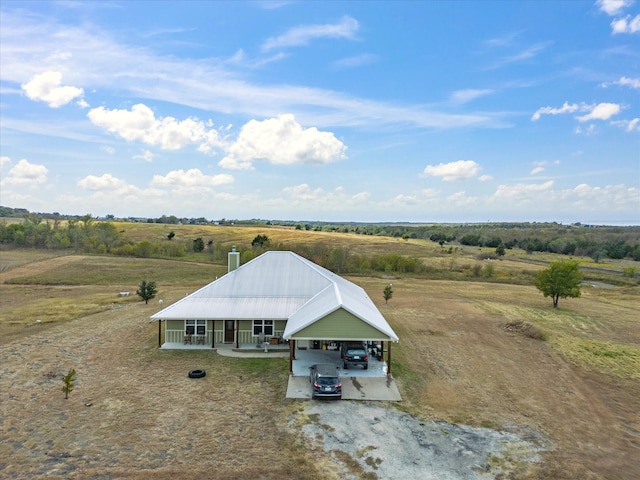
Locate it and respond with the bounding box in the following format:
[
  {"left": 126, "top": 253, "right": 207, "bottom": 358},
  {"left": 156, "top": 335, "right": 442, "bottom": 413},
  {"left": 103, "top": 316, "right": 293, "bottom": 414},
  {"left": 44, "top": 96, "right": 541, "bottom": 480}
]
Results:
[{"left": 150, "top": 251, "right": 398, "bottom": 342}]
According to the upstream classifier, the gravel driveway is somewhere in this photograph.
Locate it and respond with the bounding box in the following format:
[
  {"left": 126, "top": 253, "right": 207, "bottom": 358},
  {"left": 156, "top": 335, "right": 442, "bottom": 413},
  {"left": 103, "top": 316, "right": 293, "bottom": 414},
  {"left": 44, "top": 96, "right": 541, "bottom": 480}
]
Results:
[{"left": 295, "top": 401, "right": 547, "bottom": 479}]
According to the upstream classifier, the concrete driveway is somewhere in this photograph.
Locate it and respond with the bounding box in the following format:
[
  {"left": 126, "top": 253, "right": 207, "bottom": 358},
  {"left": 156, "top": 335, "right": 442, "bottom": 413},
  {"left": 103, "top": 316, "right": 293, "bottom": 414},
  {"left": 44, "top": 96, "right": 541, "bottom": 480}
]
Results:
[{"left": 286, "top": 374, "right": 402, "bottom": 401}]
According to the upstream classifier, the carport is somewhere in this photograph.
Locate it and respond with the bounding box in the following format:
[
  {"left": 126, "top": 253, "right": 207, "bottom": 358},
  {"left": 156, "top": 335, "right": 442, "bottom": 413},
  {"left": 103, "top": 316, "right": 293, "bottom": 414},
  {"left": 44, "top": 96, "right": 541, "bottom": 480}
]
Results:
[{"left": 282, "top": 277, "right": 399, "bottom": 376}]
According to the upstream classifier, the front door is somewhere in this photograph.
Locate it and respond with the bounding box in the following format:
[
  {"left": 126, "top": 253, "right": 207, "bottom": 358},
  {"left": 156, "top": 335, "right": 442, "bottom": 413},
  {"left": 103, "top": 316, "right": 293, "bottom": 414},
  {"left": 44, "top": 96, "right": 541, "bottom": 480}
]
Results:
[{"left": 224, "top": 320, "right": 234, "bottom": 343}]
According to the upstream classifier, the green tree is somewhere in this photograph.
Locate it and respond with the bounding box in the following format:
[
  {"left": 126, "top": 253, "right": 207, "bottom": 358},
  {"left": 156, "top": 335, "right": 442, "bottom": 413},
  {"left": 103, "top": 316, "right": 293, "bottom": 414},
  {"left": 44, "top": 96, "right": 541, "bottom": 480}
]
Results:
[
  {"left": 136, "top": 279, "right": 158, "bottom": 304},
  {"left": 383, "top": 284, "right": 393, "bottom": 304},
  {"left": 192, "top": 237, "right": 205, "bottom": 252},
  {"left": 495, "top": 243, "right": 506, "bottom": 256},
  {"left": 62, "top": 368, "right": 76, "bottom": 399},
  {"left": 534, "top": 261, "right": 582, "bottom": 308},
  {"left": 251, "top": 234, "right": 270, "bottom": 248}
]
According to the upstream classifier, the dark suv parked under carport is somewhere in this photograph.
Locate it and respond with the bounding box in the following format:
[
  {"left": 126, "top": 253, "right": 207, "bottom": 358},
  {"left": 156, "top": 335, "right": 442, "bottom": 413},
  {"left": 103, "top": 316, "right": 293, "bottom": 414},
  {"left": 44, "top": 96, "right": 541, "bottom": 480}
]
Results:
[{"left": 341, "top": 342, "right": 369, "bottom": 369}]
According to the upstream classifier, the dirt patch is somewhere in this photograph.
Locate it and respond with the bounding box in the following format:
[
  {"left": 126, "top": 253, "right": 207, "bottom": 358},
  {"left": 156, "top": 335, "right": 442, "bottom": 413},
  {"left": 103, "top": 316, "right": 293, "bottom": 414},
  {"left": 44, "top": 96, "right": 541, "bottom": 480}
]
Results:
[{"left": 294, "top": 402, "right": 548, "bottom": 479}]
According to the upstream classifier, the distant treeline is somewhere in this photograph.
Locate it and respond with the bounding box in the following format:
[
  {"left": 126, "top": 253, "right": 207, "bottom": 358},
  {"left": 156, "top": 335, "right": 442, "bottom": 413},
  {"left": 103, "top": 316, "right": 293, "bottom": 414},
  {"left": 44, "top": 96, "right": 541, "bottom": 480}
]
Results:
[{"left": 2, "top": 207, "right": 639, "bottom": 263}]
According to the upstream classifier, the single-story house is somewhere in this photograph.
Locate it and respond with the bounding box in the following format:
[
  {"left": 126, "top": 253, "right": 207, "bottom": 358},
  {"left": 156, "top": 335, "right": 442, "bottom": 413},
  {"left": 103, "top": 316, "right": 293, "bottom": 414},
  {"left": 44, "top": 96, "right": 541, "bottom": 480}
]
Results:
[{"left": 150, "top": 248, "right": 399, "bottom": 374}]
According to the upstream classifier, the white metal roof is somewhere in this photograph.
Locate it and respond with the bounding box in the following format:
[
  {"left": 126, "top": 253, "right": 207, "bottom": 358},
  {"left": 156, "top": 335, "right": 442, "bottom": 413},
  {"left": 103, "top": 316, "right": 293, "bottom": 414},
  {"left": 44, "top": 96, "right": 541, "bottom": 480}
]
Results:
[{"left": 150, "top": 251, "right": 398, "bottom": 342}]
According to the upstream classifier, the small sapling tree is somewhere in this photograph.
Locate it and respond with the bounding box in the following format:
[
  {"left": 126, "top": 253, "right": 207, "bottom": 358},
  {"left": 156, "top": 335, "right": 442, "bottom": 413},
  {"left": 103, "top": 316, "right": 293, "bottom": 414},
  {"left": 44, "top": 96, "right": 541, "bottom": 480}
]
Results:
[
  {"left": 383, "top": 284, "right": 393, "bottom": 304},
  {"left": 62, "top": 368, "right": 76, "bottom": 399},
  {"left": 136, "top": 279, "right": 158, "bottom": 304},
  {"left": 534, "top": 260, "right": 582, "bottom": 308}
]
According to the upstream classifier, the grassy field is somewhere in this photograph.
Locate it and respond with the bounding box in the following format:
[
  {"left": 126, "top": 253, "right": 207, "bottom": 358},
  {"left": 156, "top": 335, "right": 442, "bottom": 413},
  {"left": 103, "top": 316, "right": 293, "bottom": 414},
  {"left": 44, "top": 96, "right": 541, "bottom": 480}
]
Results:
[{"left": 1, "top": 231, "right": 639, "bottom": 479}]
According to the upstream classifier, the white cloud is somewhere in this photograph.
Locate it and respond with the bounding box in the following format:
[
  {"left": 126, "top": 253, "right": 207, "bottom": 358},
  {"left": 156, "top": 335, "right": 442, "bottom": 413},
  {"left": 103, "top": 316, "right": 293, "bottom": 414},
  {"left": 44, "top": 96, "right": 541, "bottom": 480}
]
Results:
[
  {"left": 101, "top": 146, "right": 115, "bottom": 155},
  {"left": 21, "top": 71, "right": 84, "bottom": 108},
  {"left": 446, "top": 191, "right": 478, "bottom": 207},
  {"left": 574, "top": 124, "right": 597, "bottom": 135},
  {"left": 486, "top": 41, "right": 553, "bottom": 70},
  {"left": 78, "top": 173, "right": 128, "bottom": 191},
  {"left": 262, "top": 16, "right": 359, "bottom": 51},
  {"left": 133, "top": 150, "right": 155, "bottom": 162},
  {"left": 422, "top": 160, "right": 481, "bottom": 181},
  {"left": 533, "top": 102, "right": 622, "bottom": 123},
  {"left": 611, "top": 14, "right": 640, "bottom": 33},
  {"left": 531, "top": 102, "right": 580, "bottom": 121},
  {"left": 597, "top": 0, "right": 634, "bottom": 16},
  {"left": 87, "top": 103, "right": 224, "bottom": 152},
  {"left": 576, "top": 102, "right": 621, "bottom": 122},
  {"left": 282, "top": 183, "right": 325, "bottom": 201},
  {"left": 450, "top": 89, "right": 494, "bottom": 104},
  {"left": 420, "top": 188, "right": 440, "bottom": 198},
  {"left": 0, "top": 156, "right": 11, "bottom": 169},
  {"left": 601, "top": 76, "right": 640, "bottom": 88},
  {"left": 493, "top": 181, "right": 554, "bottom": 201},
  {"left": 531, "top": 166, "right": 545, "bottom": 175},
  {"left": 150, "top": 169, "right": 234, "bottom": 187},
  {"left": 2, "top": 159, "right": 48, "bottom": 186},
  {"left": 478, "top": 174, "right": 493, "bottom": 182},
  {"left": 611, "top": 118, "right": 640, "bottom": 131},
  {"left": 219, "top": 114, "right": 347, "bottom": 170},
  {"left": 333, "top": 54, "right": 378, "bottom": 69}
]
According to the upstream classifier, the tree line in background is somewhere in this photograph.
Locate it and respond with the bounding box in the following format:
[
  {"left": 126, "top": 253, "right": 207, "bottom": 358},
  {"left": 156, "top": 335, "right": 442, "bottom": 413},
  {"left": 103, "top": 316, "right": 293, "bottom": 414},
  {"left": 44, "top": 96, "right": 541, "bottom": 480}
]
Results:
[{"left": 1, "top": 207, "right": 639, "bottom": 269}]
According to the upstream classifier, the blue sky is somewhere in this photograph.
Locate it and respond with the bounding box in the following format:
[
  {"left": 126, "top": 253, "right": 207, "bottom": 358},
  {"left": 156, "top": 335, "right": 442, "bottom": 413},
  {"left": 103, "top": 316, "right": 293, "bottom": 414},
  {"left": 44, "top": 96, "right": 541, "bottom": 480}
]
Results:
[{"left": 1, "top": 1, "right": 639, "bottom": 224}]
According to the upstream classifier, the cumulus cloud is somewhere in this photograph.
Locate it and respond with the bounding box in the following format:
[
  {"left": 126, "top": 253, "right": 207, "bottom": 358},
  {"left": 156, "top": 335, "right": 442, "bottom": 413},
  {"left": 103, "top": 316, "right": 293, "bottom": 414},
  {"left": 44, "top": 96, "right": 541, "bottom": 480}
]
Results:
[
  {"left": 262, "top": 16, "right": 359, "bottom": 51},
  {"left": 21, "top": 71, "right": 84, "bottom": 108},
  {"left": 282, "top": 183, "right": 325, "bottom": 201},
  {"left": 611, "top": 14, "right": 640, "bottom": 33},
  {"left": 531, "top": 102, "right": 579, "bottom": 121},
  {"left": 133, "top": 150, "right": 155, "bottom": 162},
  {"left": 422, "top": 160, "right": 482, "bottom": 181},
  {"left": 78, "top": 173, "right": 128, "bottom": 191},
  {"left": 601, "top": 76, "right": 640, "bottom": 89},
  {"left": 576, "top": 103, "right": 621, "bottom": 122},
  {"left": 0, "top": 156, "right": 10, "bottom": 169},
  {"left": 2, "top": 159, "right": 48, "bottom": 186},
  {"left": 219, "top": 114, "right": 347, "bottom": 170},
  {"left": 597, "top": 0, "right": 634, "bottom": 16},
  {"left": 150, "top": 169, "right": 234, "bottom": 187},
  {"left": 87, "top": 103, "right": 224, "bottom": 152}
]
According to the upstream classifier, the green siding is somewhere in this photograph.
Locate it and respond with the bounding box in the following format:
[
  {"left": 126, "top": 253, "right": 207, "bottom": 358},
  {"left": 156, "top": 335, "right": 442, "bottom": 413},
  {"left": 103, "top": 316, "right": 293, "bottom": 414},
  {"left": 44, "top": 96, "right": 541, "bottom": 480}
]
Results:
[
  {"left": 294, "top": 308, "right": 390, "bottom": 340},
  {"left": 238, "top": 320, "right": 252, "bottom": 331},
  {"left": 166, "top": 320, "right": 183, "bottom": 330}
]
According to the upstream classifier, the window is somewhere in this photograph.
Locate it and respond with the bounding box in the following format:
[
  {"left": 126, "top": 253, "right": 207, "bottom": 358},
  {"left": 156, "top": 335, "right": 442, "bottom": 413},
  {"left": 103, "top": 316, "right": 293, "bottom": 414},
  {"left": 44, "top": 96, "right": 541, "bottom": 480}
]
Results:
[
  {"left": 186, "top": 320, "right": 206, "bottom": 335},
  {"left": 253, "top": 320, "right": 273, "bottom": 336}
]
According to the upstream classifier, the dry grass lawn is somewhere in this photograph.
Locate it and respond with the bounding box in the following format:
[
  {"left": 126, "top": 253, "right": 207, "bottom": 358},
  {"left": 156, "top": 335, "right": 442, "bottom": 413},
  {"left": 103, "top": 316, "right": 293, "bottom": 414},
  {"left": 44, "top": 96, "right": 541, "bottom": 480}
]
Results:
[{"left": 0, "top": 250, "right": 638, "bottom": 479}]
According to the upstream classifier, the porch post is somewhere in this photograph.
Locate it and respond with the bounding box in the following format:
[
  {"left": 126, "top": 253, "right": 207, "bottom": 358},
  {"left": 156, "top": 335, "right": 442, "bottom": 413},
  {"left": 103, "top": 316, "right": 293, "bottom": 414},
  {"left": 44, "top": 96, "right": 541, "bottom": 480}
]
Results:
[
  {"left": 211, "top": 320, "right": 215, "bottom": 348},
  {"left": 235, "top": 320, "right": 239, "bottom": 349},
  {"left": 158, "top": 320, "right": 162, "bottom": 348},
  {"left": 387, "top": 341, "right": 392, "bottom": 376},
  {"left": 289, "top": 339, "right": 294, "bottom": 374}
]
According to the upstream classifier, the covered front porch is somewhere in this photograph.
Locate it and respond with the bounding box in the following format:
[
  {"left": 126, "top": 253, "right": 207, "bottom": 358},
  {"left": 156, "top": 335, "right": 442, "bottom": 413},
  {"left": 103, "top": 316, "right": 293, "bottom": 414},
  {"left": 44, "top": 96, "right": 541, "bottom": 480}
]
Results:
[{"left": 156, "top": 318, "right": 287, "bottom": 349}]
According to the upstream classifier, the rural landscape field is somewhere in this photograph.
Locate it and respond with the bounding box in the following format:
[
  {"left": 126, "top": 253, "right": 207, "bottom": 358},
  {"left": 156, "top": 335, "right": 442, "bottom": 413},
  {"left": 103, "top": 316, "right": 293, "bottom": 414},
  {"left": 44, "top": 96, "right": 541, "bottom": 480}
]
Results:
[{"left": 1, "top": 222, "right": 639, "bottom": 479}]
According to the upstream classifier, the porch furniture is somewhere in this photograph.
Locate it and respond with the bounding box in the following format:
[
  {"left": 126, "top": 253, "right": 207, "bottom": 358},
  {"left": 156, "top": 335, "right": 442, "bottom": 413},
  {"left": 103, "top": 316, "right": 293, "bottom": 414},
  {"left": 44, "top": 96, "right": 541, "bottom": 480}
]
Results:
[
  {"left": 184, "top": 334, "right": 192, "bottom": 345},
  {"left": 195, "top": 335, "right": 205, "bottom": 345}
]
